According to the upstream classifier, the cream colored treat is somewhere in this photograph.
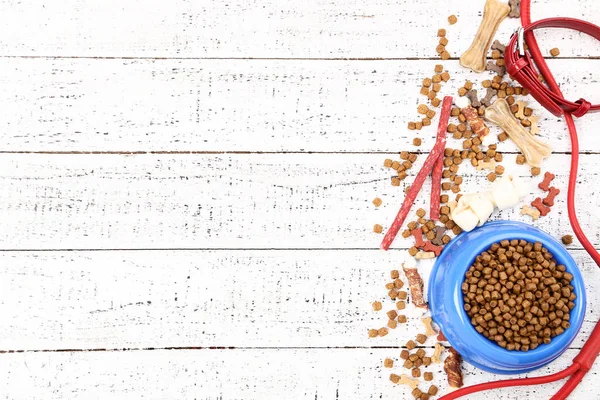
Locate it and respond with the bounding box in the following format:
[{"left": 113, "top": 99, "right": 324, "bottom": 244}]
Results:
[
  {"left": 432, "top": 343, "right": 445, "bottom": 363},
  {"left": 476, "top": 160, "right": 496, "bottom": 171},
  {"left": 515, "top": 101, "right": 527, "bottom": 119},
  {"left": 491, "top": 175, "right": 523, "bottom": 210},
  {"left": 521, "top": 204, "right": 541, "bottom": 220},
  {"left": 421, "top": 317, "right": 437, "bottom": 336},
  {"left": 415, "top": 251, "right": 436, "bottom": 259},
  {"left": 397, "top": 374, "right": 420, "bottom": 389},
  {"left": 460, "top": 0, "right": 510, "bottom": 72},
  {"left": 529, "top": 115, "right": 540, "bottom": 135},
  {"left": 485, "top": 99, "right": 552, "bottom": 167}
]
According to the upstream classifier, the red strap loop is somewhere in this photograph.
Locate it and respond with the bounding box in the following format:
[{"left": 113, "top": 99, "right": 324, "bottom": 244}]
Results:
[{"left": 573, "top": 98, "right": 592, "bottom": 118}]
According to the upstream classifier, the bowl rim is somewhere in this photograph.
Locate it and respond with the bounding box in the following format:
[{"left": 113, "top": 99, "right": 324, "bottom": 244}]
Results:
[{"left": 428, "top": 220, "right": 587, "bottom": 374}]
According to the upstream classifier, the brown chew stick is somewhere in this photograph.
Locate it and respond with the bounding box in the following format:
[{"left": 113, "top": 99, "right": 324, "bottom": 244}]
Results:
[
  {"left": 444, "top": 348, "right": 464, "bottom": 388},
  {"left": 381, "top": 97, "right": 453, "bottom": 250},
  {"left": 531, "top": 198, "right": 551, "bottom": 216},
  {"left": 543, "top": 187, "right": 560, "bottom": 206},
  {"left": 539, "top": 171, "right": 556, "bottom": 191},
  {"left": 460, "top": 0, "right": 510, "bottom": 72},
  {"left": 403, "top": 264, "right": 427, "bottom": 309},
  {"left": 461, "top": 106, "right": 489, "bottom": 137},
  {"left": 430, "top": 127, "right": 447, "bottom": 220}
]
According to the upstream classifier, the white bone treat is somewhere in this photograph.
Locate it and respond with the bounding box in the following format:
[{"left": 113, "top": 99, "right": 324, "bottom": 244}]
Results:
[
  {"left": 484, "top": 98, "right": 552, "bottom": 167},
  {"left": 468, "top": 192, "right": 495, "bottom": 226},
  {"left": 491, "top": 175, "right": 523, "bottom": 210},
  {"left": 454, "top": 97, "right": 470, "bottom": 109},
  {"left": 451, "top": 201, "right": 480, "bottom": 232},
  {"left": 459, "top": 0, "right": 510, "bottom": 72}
]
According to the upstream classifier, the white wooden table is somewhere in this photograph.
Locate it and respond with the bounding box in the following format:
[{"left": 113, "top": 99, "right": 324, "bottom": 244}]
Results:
[{"left": 0, "top": 0, "right": 599, "bottom": 399}]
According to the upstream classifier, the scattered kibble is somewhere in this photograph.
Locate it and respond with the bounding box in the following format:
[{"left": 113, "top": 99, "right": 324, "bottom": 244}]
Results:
[
  {"left": 374, "top": 224, "right": 383, "bottom": 234},
  {"left": 448, "top": 15, "right": 458, "bottom": 25},
  {"left": 372, "top": 301, "right": 382, "bottom": 311},
  {"left": 562, "top": 235, "right": 573, "bottom": 245},
  {"left": 550, "top": 47, "right": 560, "bottom": 57},
  {"left": 384, "top": 358, "right": 394, "bottom": 368},
  {"left": 372, "top": 197, "right": 382, "bottom": 207}
]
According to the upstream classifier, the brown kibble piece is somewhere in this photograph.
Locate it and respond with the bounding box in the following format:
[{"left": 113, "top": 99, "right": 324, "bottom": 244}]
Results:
[
  {"left": 396, "top": 301, "right": 406, "bottom": 310},
  {"left": 384, "top": 159, "right": 393, "bottom": 168},
  {"left": 412, "top": 388, "right": 423, "bottom": 399},
  {"left": 378, "top": 327, "right": 388, "bottom": 337},
  {"left": 398, "top": 314, "right": 407, "bottom": 324},
  {"left": 413, "top": 137, "right": 422, "bottom": 146},
  {"left": 495, "top": 165, "right": 505, "bottom": 175},
  {"left": 400, "top": 349, "right": 410, "bottom": 360},
  {"left": 412, "top": 367, "right": 421, "bottom": 378},
  {"left": 406, "top": 340, "right": 417, "bottom": 350},
  {"left": 424, "top": 372, "right": 433, "bottom": 381},
  {"left": 384, "top": 358, "right": 393, "bottom": 368},
  {"left": 431, "top": 97, "right": 441, "bottom": 107},
  {"left": 440, "top": 37, "right": 449, "bottom": 47},
  {"left": 441, "top": 51, "right": 451, "bottom": 60},
  {"left": 435, "top": 64, "right": 444, "bottom": 73},
  {"left": 448, "top": 15, "right": 457, "bottom": 24},
  {"left": 372, "top": 197, "right": 382, "bottom": 207},
  {"left": 391, "top": 177, "right": 400, "bottom": 186},
  {"left": 487, "top": 172, "right": 497, "bottom": 182},
  {"left": 416, "top": 208, "right": 426, "bottom": 218},
  {"left": 368, "top": 329, "right": 378, "bottom": 338},
  {"left": 374, "top": 224, "right": 383, "bottom": 234},
  {"left": 438, "top": 29, "right": 446, "bottom": 37},
  {"left": 531, "top": 167, "right": 541, "bottom": 176},
  {"left": 441, "top": 71, "right": 451, "bottom": 82},
  {"left": 387, "top": 310, "right": 398, "bottom": 320},
  {"left": 428, "top": 385, "right": 439, "bottom": 396},
  {"left": 516, "top": 154, "right": 526, "bottom": 165},
  {"left": 397, "top": 291, "right": 408, "bottom": 300},
  {"left": 562, "top": 235, "right": 573, "bottom": 245},
  {"left": 408, "top": 121, "right": 416, "bottom": 130},
  {"left": 372, "top": 301, "right": 382, "bottom": 311},
  {"left": 550, "top": 48, "right": 560, "bottom": 57},
  {"left": 416, "top": 333, "right": 427, "bottom": 344},
  {"left": 388, "top": 319, "right": 398, "bottom": 329}
]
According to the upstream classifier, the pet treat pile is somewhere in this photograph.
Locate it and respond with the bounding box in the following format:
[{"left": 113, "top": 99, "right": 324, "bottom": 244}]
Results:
[{"left": 365, "top": 2, "right": 576, "bottom": 398}]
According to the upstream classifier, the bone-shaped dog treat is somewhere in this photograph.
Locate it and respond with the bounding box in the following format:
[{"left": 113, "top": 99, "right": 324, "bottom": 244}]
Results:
[
  {"left": 543, "top": 187, "right": 560, "bottom": 206},
  {"left": 432, "top": 343, "right": 445, "bottom": 363},
  {"left": 515, "top": 101, "right": 527, "bottom": 119},
  {"left": 466, "top": 90, "right": 482, "bottom": 108},
  {"left": 484, "top": 99, "right": 552, "bottom": 167},
  {"left": 431, "top": 226, "right": 447, "bottom": 246},
  {"left": 415, "top": 251, "right": 436, "bottom": 259},
  {"left": 539, "top": 171, "right": 556, "bottom": 191},
  {"left": 412, "top": 227, "right": 425, "bottom": 248},
  {"left": 521, "top": 204, "right": 541, "bottom": 220},
  {"left": 481, "top": 87, "right": 498, "bottom": 107},
  {"left": 486, "top": 61, "right": 506, "bottom": 76},
  {"left": 423, "top": 241, "right": 443, "bottom": 256},
  {"left": 460, "top": 0, "right": 510, "bottom": 73},
  {"left": 509, "top": 0, "right": 521, "bottom": 18},
  {"left": 529, "top": 115, "right": 540, "bottom": 135},
  {"left": 476, "top": 160, "right": 496, "bottom": 170},
  {"left": 461, "top": 105, "right": 489, "bottom": 137},
  {"left": 392, "top": 374, "right": 419, "bottom": 389},
  {"left": 491, "top": 40, "right": 506, "bottom": 54},
  {"left": 422, "top": 317, "right": 437, "bottom": 336},
  {"left": 531, "top": 197, "right": 551, "bottom": 216}
]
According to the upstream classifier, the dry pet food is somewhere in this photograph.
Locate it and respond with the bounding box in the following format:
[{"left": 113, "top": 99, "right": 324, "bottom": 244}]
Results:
[
  {"left": 384, "top": 358, "right": 393, "bottom": 368},
  {"left": 531, "top": 198, "right": 551, "bottom": 216},
  {"left": 550, "top": 47, "right": 560, "bottom": 57},
  {"left": 562, "top": 235, "right": 573, "bottom": 245},
  {"left": 462, "top": 240, "right": 575, "bottom": 351},
  {"left": 372, "top": 301, "right": 382, "bottom": 311},
  {"left": 374, "top": 224, "right": 383, "bottom": 234},
  {"left": 373, "top": 197, "right": 382, "bottom": 207}
]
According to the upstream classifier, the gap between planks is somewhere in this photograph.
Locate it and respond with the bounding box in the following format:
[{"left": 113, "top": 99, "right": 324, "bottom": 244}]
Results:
[
  {"left": 0, "top": 56, "right": 598, "bottom": 61},
  {"left": 0, "top": 151, "right": 598, "bottom": 155},
  {"left": 0, "top": 345, "right": 587, "bottom": 354}
]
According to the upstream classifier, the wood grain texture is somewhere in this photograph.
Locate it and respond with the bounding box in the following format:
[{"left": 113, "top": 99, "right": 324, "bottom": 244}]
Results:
[
  {"left": 1, "top": 58, "right": 600, "bottom": 153},
  {"left": 0, "top": 250, "right": 596, "bottom": 351},
  {"left": 0, "top": 0, "right": 598, "bottom": 58},
  {"left": 0, "top": 153, "right": 597, "bottom": 250},
  {"left": 2, "top": 348, "right": 597, "bottom": 399}
]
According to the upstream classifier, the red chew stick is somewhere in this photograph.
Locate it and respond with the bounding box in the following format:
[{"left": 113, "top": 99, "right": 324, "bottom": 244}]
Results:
[
  {"left": 430, "top": 138, "right": 446, "bottom": 220},
  {"left": 381, "top": 96, "right": 453, "bottom": 250}
]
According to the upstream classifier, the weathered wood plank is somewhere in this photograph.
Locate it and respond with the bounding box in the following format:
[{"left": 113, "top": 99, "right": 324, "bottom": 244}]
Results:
[
  {"left": 0, "top": 249, "right": 596, "bottom": 350},
  {"left": 0, "top": 0, "right": 598, "bottom": 58},
  {"left": 2, "top": 348, "right": 597, "bottom": 399},
  {"left": 1, "top": 58, "right": 600, "bottom": 153},
  {"left": 0, "top": 153, "right": 597, "bottom": 250}
]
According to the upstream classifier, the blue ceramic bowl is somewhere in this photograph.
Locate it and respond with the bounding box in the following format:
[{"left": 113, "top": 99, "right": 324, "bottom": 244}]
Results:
[{"left": 428, "top": 220, "right": 586, "bottom": 374}]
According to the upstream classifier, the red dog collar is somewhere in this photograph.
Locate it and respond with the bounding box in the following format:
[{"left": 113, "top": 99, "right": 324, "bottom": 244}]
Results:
[{"left": 505, "top": 18, "right": 600, "bottom": 117}]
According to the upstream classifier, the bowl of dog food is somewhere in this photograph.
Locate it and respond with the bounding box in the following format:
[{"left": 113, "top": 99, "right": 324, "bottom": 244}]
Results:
[{"left": 428, "top": 220, "right": 586, "bottom": 374}]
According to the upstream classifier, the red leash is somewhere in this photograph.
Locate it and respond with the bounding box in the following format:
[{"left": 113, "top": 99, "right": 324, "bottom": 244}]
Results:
[{"left": 439, "top": 1, "right": 600, "bottom": 398}]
